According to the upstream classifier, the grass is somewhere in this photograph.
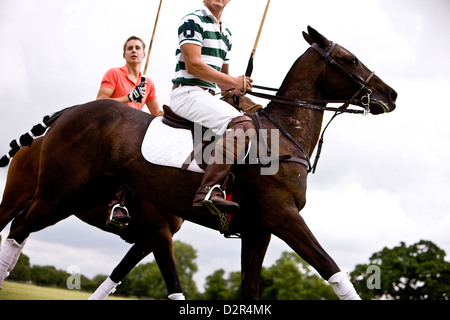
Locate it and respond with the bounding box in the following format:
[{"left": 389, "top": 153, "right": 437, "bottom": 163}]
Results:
[{"left": 0, "top": 280, "right": 135, "bottom": 300}]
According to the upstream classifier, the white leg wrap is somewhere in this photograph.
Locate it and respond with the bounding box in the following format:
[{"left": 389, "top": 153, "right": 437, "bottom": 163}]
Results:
[
  {"left": 168, "top": 293, "right": 186, "bottom": 300},
  {"left": 88, "top": 277, "right": 121, "bottom": 300},
  {"left": 0, "top": 238, "right": 27, "bottom": 288},
  {"left": 328, "top": 271, "right": 361, "bottom": 300},
  {"left": 8, "top": 238, "right": 27, "bottom": 272}
]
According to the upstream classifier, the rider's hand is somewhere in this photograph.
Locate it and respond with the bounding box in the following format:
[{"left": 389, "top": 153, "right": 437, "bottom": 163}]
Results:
[
  {"left": 128, "top": 78, "right": 147, "bottom": 103},
  {"left": 233, "top": 76, "right": 253, "bottom": 96}
]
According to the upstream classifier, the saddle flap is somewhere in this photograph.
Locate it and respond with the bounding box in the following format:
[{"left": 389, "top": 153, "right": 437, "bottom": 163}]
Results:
[
  {"left": 141, "top": 117, "right": 205, "bottom": 173},
  {"left": 162, "top": 105, "right": 193, "bottom": 130}
]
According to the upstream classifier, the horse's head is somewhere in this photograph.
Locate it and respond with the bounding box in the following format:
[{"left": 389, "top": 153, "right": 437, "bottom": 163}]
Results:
[{"left": 303, "top": 26, "right": 397, "bottom": 115}]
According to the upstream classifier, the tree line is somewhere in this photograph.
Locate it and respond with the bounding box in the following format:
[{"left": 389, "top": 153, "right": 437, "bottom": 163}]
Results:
[{"left": 6, "top": 238, "right": 450, "bottom": 300}]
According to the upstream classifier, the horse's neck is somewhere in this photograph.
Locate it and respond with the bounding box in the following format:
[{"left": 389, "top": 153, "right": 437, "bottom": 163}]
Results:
[{"left": 265, "top": 50, "right": 325, "bottom": 157}]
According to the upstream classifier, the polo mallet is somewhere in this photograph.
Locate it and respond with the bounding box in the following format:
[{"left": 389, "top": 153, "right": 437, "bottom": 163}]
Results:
[
  {"left": 143, "top": 0, "right": 163, "bottom": 76},
  {"left": 245, "top": 0, "right": 271, "bottom": 77}
]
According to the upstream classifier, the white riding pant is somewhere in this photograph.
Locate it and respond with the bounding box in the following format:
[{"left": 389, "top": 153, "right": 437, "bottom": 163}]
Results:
[{"left": 170, "top": 85, "right": 242, "bottom": 135}]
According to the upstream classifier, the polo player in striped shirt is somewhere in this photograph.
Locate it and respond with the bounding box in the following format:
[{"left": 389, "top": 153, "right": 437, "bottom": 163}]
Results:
[{"left": 170, "top": 0, "right": 255, "bottom": 215}]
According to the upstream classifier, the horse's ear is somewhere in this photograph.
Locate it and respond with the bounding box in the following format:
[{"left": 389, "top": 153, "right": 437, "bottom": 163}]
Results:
[
  {"left": 307, "top": 26, "right": 330, "bottom": 50},
  {"left": 302, "top": 31, "right": 314, "bottom": 45}
]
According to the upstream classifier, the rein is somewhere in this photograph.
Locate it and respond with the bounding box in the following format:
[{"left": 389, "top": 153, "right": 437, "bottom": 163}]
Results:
[
  {"left": 244, "top": 42, "right": 376, "bottom": 173},
  {"left": 249, "top": 89, "right": 367, "bottom": 114}
]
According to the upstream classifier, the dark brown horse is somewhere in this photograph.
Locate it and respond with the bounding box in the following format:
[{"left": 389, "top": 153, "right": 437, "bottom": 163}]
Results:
[
  {"left": 0, "top": 87, "right": 260, "bottom": 300},
  {"left": 0, "top": 136, "right": 186, "bottom": 299},
  {"left": 0, "top": 89, "right": 261, "bottom": 299},
  {"left": 0, "top": 27, "right": 396, "bottom": 300}
]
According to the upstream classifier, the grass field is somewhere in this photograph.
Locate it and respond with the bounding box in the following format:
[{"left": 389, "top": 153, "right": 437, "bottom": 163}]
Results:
[{"left": 0, "top": 280, "right": 135, "bottom": 300}]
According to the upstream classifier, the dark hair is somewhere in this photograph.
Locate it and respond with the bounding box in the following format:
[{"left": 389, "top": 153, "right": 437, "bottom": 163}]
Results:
[{"left": 123, "top": 36, "right": 146, "bottom": 53}]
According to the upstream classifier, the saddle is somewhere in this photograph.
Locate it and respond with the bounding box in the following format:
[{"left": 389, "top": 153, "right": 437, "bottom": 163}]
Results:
[
  {"left": 162, "top": 105, "right": 194, "bottom": 130},
  {"left": 160, "top": 92, "right": 267, "bottom": 171},
  {"left": 161, "top": 105, "right": 216, "bottom": 171}
]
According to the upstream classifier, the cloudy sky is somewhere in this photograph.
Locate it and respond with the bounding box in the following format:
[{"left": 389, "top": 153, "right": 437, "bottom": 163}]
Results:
[{"left": 1, "top": 0, "right": 450, "bottom": 294}]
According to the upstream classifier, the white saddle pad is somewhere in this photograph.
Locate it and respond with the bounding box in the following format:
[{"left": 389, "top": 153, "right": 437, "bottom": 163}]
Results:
[{"left": 141, "top": 117, "right": 204, "bottom": 173}]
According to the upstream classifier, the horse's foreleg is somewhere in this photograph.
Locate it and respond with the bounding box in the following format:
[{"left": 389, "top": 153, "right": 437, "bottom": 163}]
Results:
[
  {"left": 109, "top": 243, "right": 151, "bottom": 282},
  {"left": 270, "top": 209, "right": 360, "bottom": 300},
  {"left": 240, "top": 228, "right": 271, "bottom": 300},
  {"left": 0, "top": 238, "right": 28, "bottom": 288},
  {"left": 153, "top": 235, "right": 184, "bottom": 300},
  {"left": 91, "top": 241, "right": 184, "bottom": 300},
  {"left": 88, "top": 277, "right": 121, "bottom": 300},
  {"left": 89, "top": 242, "right": 152, "bottom": 300}
]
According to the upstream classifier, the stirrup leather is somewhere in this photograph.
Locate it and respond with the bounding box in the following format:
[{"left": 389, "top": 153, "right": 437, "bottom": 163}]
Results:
[{"left": 202, "top": 185, "right": 226, "bottom": 216}]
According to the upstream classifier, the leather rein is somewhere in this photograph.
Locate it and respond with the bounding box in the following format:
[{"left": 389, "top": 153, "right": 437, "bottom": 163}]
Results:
[{"left": 245, "top": 42, "right": 376, "bottom": 173}]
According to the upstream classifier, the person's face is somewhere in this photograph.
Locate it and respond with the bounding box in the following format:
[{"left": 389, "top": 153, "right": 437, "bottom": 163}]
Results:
[
  {"left": 203, "top": 0, "right": 231, "bottom": 12},
  {"left": 123, "top": 40, "right": 145, "bottom": 64}
]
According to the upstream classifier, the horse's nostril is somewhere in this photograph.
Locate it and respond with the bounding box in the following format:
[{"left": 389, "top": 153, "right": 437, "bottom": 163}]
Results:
[{"left": 390, "top": 89, "right": 398, "bottom": 103}]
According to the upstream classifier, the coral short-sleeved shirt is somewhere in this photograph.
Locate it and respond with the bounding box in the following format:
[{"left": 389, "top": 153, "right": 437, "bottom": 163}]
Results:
[{"left": 100, "top": 65, "right": 157, "bottom": 110}]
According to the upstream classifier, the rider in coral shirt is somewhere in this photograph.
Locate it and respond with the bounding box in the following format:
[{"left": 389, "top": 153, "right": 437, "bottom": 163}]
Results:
[
  {"left": 97, "top": 36, "right": 163, "bottom": 116},
  {"left": 100, "top": 65, "right": 157, "bottom": 111},
  {"left": 96, "top": 36, "right": 163, "bottom": 229}
]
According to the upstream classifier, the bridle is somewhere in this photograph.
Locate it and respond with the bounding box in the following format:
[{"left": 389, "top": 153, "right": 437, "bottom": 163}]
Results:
[
  {"left": 242, "top": 42, "right": 376, "bottom": 173},
  {"left": 247, "top": 42, "right": 376, "bottom": 115},
  {"left": 310, "top": 42, "right": 375, "bottom": 112}
]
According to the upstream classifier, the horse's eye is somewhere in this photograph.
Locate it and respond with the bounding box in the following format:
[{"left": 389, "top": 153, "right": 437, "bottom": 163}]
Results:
[{"left": 351, "top": 58, "right": 358, "bottom": 66}]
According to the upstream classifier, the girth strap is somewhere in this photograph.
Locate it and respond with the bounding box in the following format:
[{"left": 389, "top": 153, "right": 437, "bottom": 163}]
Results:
[{"left": 255, "top": 108, "right": 312, "bottom": 171}]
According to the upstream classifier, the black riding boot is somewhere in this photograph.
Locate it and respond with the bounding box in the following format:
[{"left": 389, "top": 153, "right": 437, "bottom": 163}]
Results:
[{"left": 192, "top": 115, "right": 256, "bottom": 215}]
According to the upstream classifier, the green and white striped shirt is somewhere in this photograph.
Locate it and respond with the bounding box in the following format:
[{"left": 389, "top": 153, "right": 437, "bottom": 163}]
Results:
[{"left": 172, "top": 5, "right": 232, "bottom": 89}]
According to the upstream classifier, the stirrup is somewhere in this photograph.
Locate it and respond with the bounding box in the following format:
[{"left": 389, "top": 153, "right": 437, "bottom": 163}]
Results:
[
  {"left": 106, "top": 204, "right": 130, "bottom": 231},
  {"left": 202, "top": 185, "right": 226, "bottom": 216},
  {"left": 108, "top": 204, "right": 130, "bottom": 221}
]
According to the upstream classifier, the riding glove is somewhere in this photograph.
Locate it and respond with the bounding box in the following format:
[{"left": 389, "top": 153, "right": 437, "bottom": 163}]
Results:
[{"left": 128, "top": 78, "right": 147, "bottom": 103}]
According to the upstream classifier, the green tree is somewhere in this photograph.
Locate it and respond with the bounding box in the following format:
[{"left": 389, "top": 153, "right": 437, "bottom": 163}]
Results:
[
  {"left": 202, "top": 269, "right": 241, "bottom": 300},
  {"left": 260, "top": 252, "right": 336, "bottom": 300},
  {"left": 226, "top": 271, "right": 242, "bottom": 299},
  {"left": 8, "top": 254, "right": 31, "bottom": 282},
  {"left": 203, "top": 269, "right": 230, "bottom": 300},
  {"left": 30, "top": 265, "right": 69, "bottom": 287},
  {"left": 351, "top": 240, "right": 450, "bottom": 300}
]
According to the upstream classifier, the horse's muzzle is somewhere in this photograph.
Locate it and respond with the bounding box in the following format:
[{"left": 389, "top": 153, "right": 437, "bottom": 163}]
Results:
[{"left": 370, "top": 87, "right": 397, "bottom": 115}]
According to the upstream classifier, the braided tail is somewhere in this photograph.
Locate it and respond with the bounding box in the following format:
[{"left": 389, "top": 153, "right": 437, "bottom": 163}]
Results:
[{"left": 0, "top": 107, "right": 72, "bottom": 167}]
